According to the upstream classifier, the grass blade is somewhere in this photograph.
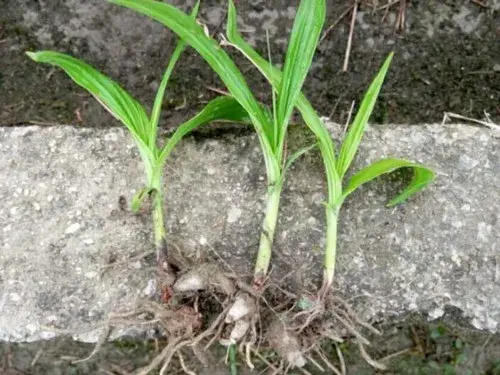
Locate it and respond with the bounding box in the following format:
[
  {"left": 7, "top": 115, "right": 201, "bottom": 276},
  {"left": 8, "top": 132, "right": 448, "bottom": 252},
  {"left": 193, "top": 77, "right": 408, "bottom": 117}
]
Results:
[
  {"left": 341, "top": 158, "right": 435, "bottom": 206},
  {"left": 226, "top": 0, "right": 341, "bottom": 203},
  {"left": 149, "top": 0, "right": 200, "bottom": 149},
  {"left": 131, "top": 187, "right": 156, "bottom": 213},
  {"left": 335, "top": 53, "right": 393, "bottom": 179},
  {"left": 158, "top": 96, "right": 251, "bottom": 164},
  {"left": 282, "top": 143, "right": 317, "bottom": 180},
  {"left": 276, "top": 0, "right": 325, "bottom": 157},
  {"left": 26, "top": 51, "right": 149, "bottom": 142},
  {"left": 109, "top": 0, "right": 274, "bottom": 157}
]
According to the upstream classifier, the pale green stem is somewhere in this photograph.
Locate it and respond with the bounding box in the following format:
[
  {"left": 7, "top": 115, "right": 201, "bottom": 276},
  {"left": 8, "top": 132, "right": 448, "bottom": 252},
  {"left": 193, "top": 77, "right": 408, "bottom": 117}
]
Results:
[
  {"left": 322, "top": 206, "right": 340, "bottom": 294},
  {"left": 254, "top": 182, "right": 282, "bottom": 282},
  {"left": 149, "top": 167, "right": 167, "bottom": 262}
]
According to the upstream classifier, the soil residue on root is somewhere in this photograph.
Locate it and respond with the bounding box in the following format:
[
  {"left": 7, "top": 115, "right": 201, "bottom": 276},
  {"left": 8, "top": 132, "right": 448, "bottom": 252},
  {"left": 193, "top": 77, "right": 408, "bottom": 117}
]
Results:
[{"left": 83, "top": 255, "right": 392, "bottom": 374}]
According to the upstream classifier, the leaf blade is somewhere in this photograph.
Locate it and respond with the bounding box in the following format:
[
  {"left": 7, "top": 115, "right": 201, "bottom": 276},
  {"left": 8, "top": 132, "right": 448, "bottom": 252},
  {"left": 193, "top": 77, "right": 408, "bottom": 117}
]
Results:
[
  {"left": 109, "top": 0, "right": 280, "bottom": 182},
  {"left": 148, "top": 0, "right": 200, "bottom": 149},
  {"left": 26, "top": 51, "right": 150, "bottom": 142},
  {"left": 336, "top": 53, "right": 393, "bottom": 178},
  {"left": 226, "top": 0, "right": 342, "bottom": 203},
  {"left": 131, "top": 187, "right": 156, "bottom": 213},
  {"left": 282, "top": 142, "right": 317, "bottom": 182},
  {"left": 158, "top": 95, "right": 251, "bottom": 164},
  {"left": 277, "top": 0, "right": 325, "bottom": 156},
  {"left": 341, "top": 158, "right": 435, "bottom": 206}
]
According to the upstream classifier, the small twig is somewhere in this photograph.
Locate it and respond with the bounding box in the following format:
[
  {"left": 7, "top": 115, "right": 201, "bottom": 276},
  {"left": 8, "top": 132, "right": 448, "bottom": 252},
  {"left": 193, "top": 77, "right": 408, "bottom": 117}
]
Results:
[
  {"left": 206, "top": 86, "right": 231, "bottom": 96},
  {"left": 100, "top": 250, "right": 155, "bottom": 270},
  {"left": 395, "top": 0, "right": 407, "bottom": 31},
  {"left": 135, "top": 337, "right": 182, "bottom": 375},
  {"left": 342, "top": 1, "right": 358, "bottom": 72},
  {"left": 342, "top": 100, "right": 356, "bottom": 135},
  {"left": 245, "top": 342, "right": 255, "bottom": 370},
  {"left": 379, "top": 347, "right": 412, "bottom": 362},
  {"left": 409, "top": 325, "right": 425, "bottom": 354},
  {"left": 306, "top": 355, "right": 325, "bottom": 372},
  {"left": 331, "top": 310, "right": 370, "bottom": 346},
  {"left": 356, "top": 340, "right": 387, "bottom": 370},
  {"left": 471, "top": 0, "right": 490, "bottom": 8},
  {"left": 174, "top": 96, "right": 188, "bottom": 111},
  {"left": 376, "top": 0, "right": 401, "bottom": 12},
  {"left": 319, "top": 6, "right": 354, "bottom": 44},
  {"left": 30, "top": 349, "right": 43, "bottom": 367},
  {"left": 190, "top": 299, "right": 231, "bottom": 348},
  {"left": 28, "top": 120, "right": 66, "bottom": 127},
  {"left": 111, "top": 363, "right": 133, "bottom": 375},
  {"left": 177, "top": 351, "right": 196, "bottom": 375},
  {"left": 336, "top": 344, "right": 347, "bottom": 375},
  {"left": 441, "top": 111, "right": 500, "bottom": 132},
  {"left": 205, "top": 240, "right": 237, "bottom": 275},
  {"left": 72, "top": 324, "right": 111, "bottom": 364},
  {"left": 334, "top": 296, "right": 382, "bottom": 335},
  {"left": 158, "top": 341, "right": 190, "bottom": 375},
  {"left": 299, "top": 367, "right": 314, "bottom": 375},
  {"left": 205, "top": 319, "right": 225, "bottom": 350},
  {"left": 252, "top": 348, "right": 280, "bottom": 373},
  {"left": 314, "top": 348, "right": 342, "bottom": 375}
]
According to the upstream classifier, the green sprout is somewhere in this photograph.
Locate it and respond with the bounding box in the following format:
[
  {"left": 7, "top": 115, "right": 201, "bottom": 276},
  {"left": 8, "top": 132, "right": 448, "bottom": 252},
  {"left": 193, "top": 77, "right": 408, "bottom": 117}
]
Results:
[
  {"left": 26, "top": 2, "right": 249, "bottom": 278},
  {"left": 224, "top": 1, "right": 435, "bottom": 296},
  {"left": 109, "top": 0, "right": 325, "bottom": 287},
  {"left": 109, "top": 0, "right": 434, "bottom": 298}
]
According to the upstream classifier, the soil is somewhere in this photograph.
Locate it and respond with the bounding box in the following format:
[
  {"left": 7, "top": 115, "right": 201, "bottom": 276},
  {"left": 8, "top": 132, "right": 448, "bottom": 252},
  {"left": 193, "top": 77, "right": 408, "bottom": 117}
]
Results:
[
  {"left": 0, "top": 0, "right": 498, "bottom": 128},
  {"left": 2, "top": 308, "right": 500, "bottom": 374}
]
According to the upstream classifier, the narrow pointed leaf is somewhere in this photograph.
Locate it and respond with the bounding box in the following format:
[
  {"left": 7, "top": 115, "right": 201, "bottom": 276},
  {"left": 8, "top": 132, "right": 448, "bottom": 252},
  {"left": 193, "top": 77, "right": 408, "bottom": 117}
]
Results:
[
  {"left": 131, "top": 187, "right": 156, "bottom": 213},
  {"left": 341, "top": 158, "right": 435, "bottom": 206},
  {"left": 277, "top": 0, "right": 325, "bottom": 157},
  {"left": 149, "top": 0, "right": 200, "bottom": 149},
  {"left": 282, "top": 142, "right": 317, "bottom": 182},
  {"left": 226, "top": 0, "right": 342, "bottom": 203},
  {"left": 109, "top": 0, "right": 274, "bottom": 157},
  {"left": 336, "top": 54, "right": 393, "bottom": 178},
  {"left": 26, "top": 51, "right": 149, "bottom": 142},
  {"left": 158, "top": 96, "right": 251, "bottom": 164}
]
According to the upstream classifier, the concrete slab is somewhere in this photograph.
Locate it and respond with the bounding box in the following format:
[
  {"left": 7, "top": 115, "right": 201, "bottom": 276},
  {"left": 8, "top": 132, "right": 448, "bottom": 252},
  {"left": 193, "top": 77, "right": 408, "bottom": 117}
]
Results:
[{"left": 0, "top": 123, "right": 498, "bottom": 342}]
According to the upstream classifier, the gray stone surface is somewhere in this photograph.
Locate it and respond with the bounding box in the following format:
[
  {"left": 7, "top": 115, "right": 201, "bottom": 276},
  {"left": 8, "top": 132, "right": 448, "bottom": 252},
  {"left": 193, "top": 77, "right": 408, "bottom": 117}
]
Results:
[{"left": 0, "top": 123, "right": 498, "bottom": 342}]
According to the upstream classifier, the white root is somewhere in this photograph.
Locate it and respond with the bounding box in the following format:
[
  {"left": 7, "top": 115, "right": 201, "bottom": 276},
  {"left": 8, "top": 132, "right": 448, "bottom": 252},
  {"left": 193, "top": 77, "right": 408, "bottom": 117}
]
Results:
[
  {"left": 173, "top": 273, "right": 206, "bottom": 292},
  {"left": 230, "top": 319, "right": 251, "bottom": 342},
  {"left": 225, "top": 293, "right": 255, "bottom": 323},
  {"left": 173, "top": 264, "right": 235, "bottom": 295},
  {"left": 267, "top": 318, "right": 306, "bottom": 368}
]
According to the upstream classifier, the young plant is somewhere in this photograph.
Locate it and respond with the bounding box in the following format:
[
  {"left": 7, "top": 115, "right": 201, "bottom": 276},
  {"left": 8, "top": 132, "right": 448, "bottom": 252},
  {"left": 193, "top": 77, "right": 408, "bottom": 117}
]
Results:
[
  {"left": 26, "top": 2, "right": 250, "bottom": 284},
  {"left": 223, "top": 1, "right": 435, "bottom": 297},
  {"left": 109, "top": 0, "right": 326, "bottom": 288}
]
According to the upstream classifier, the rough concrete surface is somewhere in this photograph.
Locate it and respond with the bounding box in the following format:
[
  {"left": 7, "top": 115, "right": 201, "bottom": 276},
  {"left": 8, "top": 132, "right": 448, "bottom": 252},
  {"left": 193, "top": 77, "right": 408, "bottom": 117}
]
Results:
[{"left": 0, "top": 123, "right": 498, "bottom": 342}]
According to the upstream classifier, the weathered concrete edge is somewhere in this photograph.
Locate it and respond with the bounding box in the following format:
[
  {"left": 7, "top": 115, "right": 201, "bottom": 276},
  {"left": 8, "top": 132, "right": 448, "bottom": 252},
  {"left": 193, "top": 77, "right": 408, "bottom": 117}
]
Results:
[{"left": 0, "top": 123, "right": 499, "bottom": 342}]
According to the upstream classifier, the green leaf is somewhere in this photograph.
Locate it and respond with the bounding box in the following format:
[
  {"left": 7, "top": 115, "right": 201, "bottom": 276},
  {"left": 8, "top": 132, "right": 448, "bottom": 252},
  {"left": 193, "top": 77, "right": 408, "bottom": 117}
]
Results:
[
  {"left": 26, "top": 51, "right": 150, "bottom": 142},
  {"left": 158, "top": 95, "right": 251, "bottom": 165},
  {"left": 109, "top": 0, "right": 277, "bottom": 179},
  {"left": 336, "top": 53, "right": 393, "bottom": 178},
  {"left": 276, "top": 0, "right": 325, "bottom": 157},
  {"left": 282, "top": 143, "right": 317, "bottom": 180},
  {"left": 26, "top": 50, "right": 156, "bottom": 179},
  {"left": 226, "top": 0, "right": 342, "bottom": 203},
  {"left": 131, "top": 187, "right": 156, "bottom": 213},
  {"left": 149, "top": 0, "right": 200, "bottom": 149},
  {"left": 341, "top": 158, "right": 435, "bottom": 207}
]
